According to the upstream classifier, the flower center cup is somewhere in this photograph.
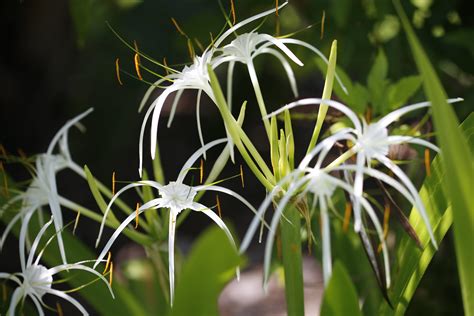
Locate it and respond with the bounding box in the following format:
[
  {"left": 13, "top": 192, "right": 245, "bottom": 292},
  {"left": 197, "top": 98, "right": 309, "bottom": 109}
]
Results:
[
  {"left": 307, "top": 170, "right": 337, "bottom": 198},
  {"left": 159, "top": 182, "right": 197, "bottom": 211},
  {"left": 358, "top": 123, "right": 390, "bottom": 158},
  {"left": 23, "top": 264, "right": 53, "bottom": 298}
]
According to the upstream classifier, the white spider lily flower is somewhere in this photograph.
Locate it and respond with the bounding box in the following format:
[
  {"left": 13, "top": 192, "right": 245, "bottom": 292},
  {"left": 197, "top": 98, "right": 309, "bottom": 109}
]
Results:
[
  {"left": 267, "top": 97, "right": 463, "bottom": 249},
  {"left": 0, "top": 109, "right": 93, "bottom": 264},
  {"left": 240, "top": 133, "right": 391, "bottom": 289},
  {"left": 138, "top": 2, "right": 292, "bottom": 177},
  {"left": 95, "top": 139, "right": 259, "bottom": 305},
  {"left": 0, "top": 217, "right": 114, "bottom": 316}
]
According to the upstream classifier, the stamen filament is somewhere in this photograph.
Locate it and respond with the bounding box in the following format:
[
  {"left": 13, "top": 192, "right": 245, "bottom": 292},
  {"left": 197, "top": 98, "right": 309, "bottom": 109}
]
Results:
[
  {"left": 171, "top": 18, "right": 186, "bottom": 37},
  {"left": 73, "top": 210, "right": 81, "bottom": 235},
  {"left": 115, "top": 58, "right": 123, "bottom": 85}
]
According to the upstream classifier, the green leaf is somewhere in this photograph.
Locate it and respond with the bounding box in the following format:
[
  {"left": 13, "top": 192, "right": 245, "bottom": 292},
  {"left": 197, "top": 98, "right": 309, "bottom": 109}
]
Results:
[
  {"left": 387, "top": 75, "right": 423, "bottom": 110},
  {"left": 395, "top": 1, "right": 474, "bottom": 315},
  {"left": 280, "top": 204, "right": 305, "bottom": 316},
  {"left": 169, "top": 225, "right": 241, "bottom": 316},
  {"left": 320, "top": 261, "right": 362, "bottom": 316},
  {"left": 367, "top": 49, "right": 389, "bottom": 115},
  {"left": 378, "top": 113, "right": 474, "bottom": 315}
]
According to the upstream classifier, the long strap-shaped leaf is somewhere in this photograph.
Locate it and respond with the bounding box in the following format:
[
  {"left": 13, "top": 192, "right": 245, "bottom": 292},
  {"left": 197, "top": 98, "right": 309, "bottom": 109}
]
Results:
[{"left": 394, "top": 1, "right": 474, "bottom": 315}]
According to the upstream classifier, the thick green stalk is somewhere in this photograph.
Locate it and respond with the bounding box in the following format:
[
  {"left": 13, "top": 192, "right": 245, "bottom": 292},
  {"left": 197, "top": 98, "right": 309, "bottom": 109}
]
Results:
[
  {"left": 280, "top": 204, "right": 305, "bottom": 316},
  {"left": 306, "top": 40, "right": 338, "bottom": 154}
]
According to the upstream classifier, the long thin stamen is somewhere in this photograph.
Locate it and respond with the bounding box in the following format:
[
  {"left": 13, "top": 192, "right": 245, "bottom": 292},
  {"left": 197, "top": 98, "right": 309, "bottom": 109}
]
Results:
[
  {"left": 216, "top": 195, "right": 222, "bottom": 218},
  {"left": 424, "top": 148, "right": 431, "bottom": 177},
  {"left": 240, "top": 165, "right": 245, "bottom": 188},
  {"left": 171, "top": 18, "right": 186, "bottom": 36},
  {"left": 115, "top": 58, "right": 123, "bottom": 85},
  {"left": 56, "top": 302, "right": 64, "bottom": 316},
  {"left": 0, "top": 144, "right": 6, "bottom": 157},
  {"left": 73, "top": 211, "right": 81, "bottom": 235},
  {"left": 103, "top": 252, "right": 112, "bottom": 274},
  {"left": 112, "top": 171, "right": 116, "bottom": 195},
  {"left": 17, "top": 148, "right": 27, "bottom": 160},
  {"left": 135, "top": 203, "right": 140, "bottom": 229},
  {"left": 163, "top": 57, "right": 170, "bottom": 75},
  {"left": 275, "top": 0, "right": 279, "bottom": 16},
  {"left": 343, "top": 202, "right": 352, "bottom": 232}
]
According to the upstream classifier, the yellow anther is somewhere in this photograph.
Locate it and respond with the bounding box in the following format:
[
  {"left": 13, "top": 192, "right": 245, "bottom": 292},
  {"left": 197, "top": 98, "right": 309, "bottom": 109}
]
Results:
[
  {"left": 275, "top": 0, "right": 279, "bottom": 16},
  {"left": 342, "top": 202, "right": 352, "bottom": 233},
  {"left": 109, "top": 262, "right": 114, "bottom": 287},
  {"left": 56, "top": 302, "right": 64, "bottom": 316},
  {"left": 424, "top": 148, "right": 431, "bottom": 177},
  {"left": 240, "top": 165, "right": 245, "bottom": 188},
  {"left": 73, "top": 211, "right": 81, "bottom": 235},
  {"left": 134, "top": 53, "right": 143, "bottom": 80},
  {"left": 115, "top": 58, "right": 123, "bottom": 86},
  {"left": 230, "top": 0, "right": 236, "bottom": 25},
  {"left": 103, "top": 251, "right": 112, "bottom": 274},
  {"left": 112, "top": 171, "right": 116, "bottom": 196},
  {"left": 200, "top": 159, "right": 204, "bottom": 184},
  {"left": 216, "top": 195, "right": 222, "bottom": 218},
  {"left": 320, "top": 10, "right": 326, "bottom": 40},
  {"left": 135, "top": 202, "right": 140, "bottom": 229},
  {"left": 171, "top": 18, "right": 186, "bottom": 36},
  {"left": 0, "top": 162, "right": 9, "bottom": 197}
]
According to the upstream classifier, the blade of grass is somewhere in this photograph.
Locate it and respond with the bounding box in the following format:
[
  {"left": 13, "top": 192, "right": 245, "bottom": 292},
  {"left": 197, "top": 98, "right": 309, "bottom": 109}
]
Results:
[{"left": 395, "top": 2, "right": 474, "bottom": 314}]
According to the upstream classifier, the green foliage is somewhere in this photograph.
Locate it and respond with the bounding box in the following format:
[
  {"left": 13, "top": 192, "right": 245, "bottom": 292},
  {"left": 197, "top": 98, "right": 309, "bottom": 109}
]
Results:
[
  {"left": 280, "top": 205, "right": 305, "bottom": 316},
  {"left": 169, "top": 225, "right": 242, "bottom": 316},
  {"left": 395, "top": 1, "right": 474, "bottom": 315},
  {"left": 320, "top": 261, "right": 362, "bottom": 316}
]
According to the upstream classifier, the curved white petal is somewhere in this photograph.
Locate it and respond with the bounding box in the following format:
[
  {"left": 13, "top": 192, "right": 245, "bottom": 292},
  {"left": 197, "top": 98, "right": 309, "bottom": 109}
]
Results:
[
  {"left": 375, "top": 154, "right": 437, "bottom": 249},
  {"left": 7, "top": 287, "right": 24, "bottom": 316},
  {"left": 94, "top": 201, "right": 161, "bottom": 268},
  {"left": 319, "top": 197, "right": 332, "bottom": 285},
  {"left": 226, "top": 61, "right": 235, "bottom": 110},
  {"left": 259, "top": 34, "right": 303, "bottom": 66},
  {"left": 212, "top": 1, "right": 288, "bottom": 48},
  {"left": 167, "top": 89, "right": 185, "bottom": 128},
  {"left": 377, "top": 98, "right": 462, "bottom": 128},
  {"left": 44, "top": 288, "right": 89, "bottom": 315},
  {"left": 195, "top": 90, "right": 207, "bottom": 160},
  {"left": 277, "top": 38, "right": 348, "bottom": 94},
  {"left": 46, "top": 108, "right": 94, "bottom": 155},
  {"left": 138, "top": 77, "right": 173, "bottom": 113},
  {"left": 386, "top": 136, "right": 440, "bottom": 153},
  {"left": 260, "top": 47, "right": 298, "bottom": 97},
  {"left": 267, "top": 98, "right": 363, "bottom": 134},
  {"left": 27, "top": 217, "right": 54, "bottom": 267},
  {"left": 176, "top": 138, "right": 227, "bottom": 184}
]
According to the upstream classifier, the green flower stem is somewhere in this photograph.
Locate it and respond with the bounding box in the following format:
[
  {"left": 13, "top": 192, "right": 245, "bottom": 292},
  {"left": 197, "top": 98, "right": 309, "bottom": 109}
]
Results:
[
  {"left": 208, "top": 64, "right": 275, "bottom": 191},
  {"left": 306, "top": 40, "right": 338, "bottom": 154},
  {"left": 324, "top": 147, "right": 356, "bottom": 171},
  {"left": 60, "top": 197, "right": 153, "bottom": 246},
  {"left": 280, "top": 203, "right": 305, "bottom": 316},
  {"left": 248, "top": 61, "right": 272, "bottom": 139}
]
